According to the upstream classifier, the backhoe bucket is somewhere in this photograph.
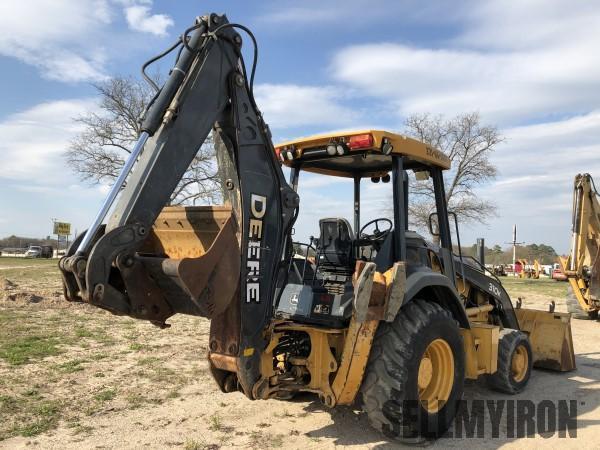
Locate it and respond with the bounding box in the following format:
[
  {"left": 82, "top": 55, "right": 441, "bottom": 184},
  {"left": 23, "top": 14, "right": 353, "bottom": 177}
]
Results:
[
  {"left": 137, "top": 205, "right": 241, "bottom": 319},
  {"left": 515, "top": 308, "right": 576, "bottom": 371}
]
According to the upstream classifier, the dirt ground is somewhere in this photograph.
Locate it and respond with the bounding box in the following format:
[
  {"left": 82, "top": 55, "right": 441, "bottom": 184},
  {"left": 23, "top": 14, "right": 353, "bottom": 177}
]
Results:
[{"left": 0, "top": 258, "right": 599, "bottom": 449}]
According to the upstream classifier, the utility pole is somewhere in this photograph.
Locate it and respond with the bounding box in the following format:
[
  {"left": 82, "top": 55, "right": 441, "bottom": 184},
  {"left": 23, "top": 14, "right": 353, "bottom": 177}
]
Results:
[
  {"left": 51, "top": 218, "right": 58, "bottom": 256},
  {"left": 505, "top": 224, "right": 524, "bottom": 277}
]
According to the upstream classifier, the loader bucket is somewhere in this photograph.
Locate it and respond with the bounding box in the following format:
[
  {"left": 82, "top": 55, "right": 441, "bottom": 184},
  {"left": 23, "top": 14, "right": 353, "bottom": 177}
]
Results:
[
  {"left": 137, "top": 205, "right": 241, "bottom": 319},
  {"left": 515, "top": 308, "right": 576, "bottom": 371}
]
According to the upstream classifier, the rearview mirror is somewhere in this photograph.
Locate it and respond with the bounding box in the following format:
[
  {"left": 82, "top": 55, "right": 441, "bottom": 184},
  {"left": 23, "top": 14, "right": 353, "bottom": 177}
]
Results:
[{"left": 428, "top": 212, "right": 439, "bottom": 236}]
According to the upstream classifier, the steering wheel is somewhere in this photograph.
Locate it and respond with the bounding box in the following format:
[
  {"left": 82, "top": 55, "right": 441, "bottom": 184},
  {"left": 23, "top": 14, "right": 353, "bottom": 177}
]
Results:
[{"left": 359, "top": 218, "right": 393, "bottom": 243}]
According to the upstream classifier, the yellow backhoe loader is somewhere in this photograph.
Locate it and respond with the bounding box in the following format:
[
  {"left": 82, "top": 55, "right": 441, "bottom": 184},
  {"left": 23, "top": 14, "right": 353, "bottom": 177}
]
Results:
[
  {"left": 58, "top": 12, "right": 576, "bottom": 441},
  {"left": 517, "top": 259, "right": 542, "bottom": 279},
  {"left": 559, "top": 173, "right": 600, "bottom": 320}
]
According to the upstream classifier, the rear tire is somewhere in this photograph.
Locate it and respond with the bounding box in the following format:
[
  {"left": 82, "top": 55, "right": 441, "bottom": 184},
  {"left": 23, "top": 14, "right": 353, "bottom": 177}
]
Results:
[
  {"left": 360, "top": 300, "right": 465, "bottom": 441},
  {"left": 566, "top": 286, "right": 598, "bottom": 320},
  {"left": 486, "top": 329, "right": 532, "bottom": 394}
]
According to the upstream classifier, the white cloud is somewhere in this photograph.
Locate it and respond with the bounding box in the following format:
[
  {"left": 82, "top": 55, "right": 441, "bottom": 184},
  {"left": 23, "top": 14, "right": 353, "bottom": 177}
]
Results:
[
  {"left": 455, "top": 0, "right": 600, "bottom": 51},
  {"left": 332, "top": 42, "right": 600, "bottom": 124},
  {"left": 259, "top": 0, "right": 450, "bottom": 26},
  {"left": 255, "top": 84, "right": 358, "bottom": 129},
  {"left": 0, "top": 0, "right": 111, "bottom": 82},
  {"left": 331, "top": 2, "right": 600, "bottom": 124},
  {"left": 0, "top": 99, "right": 97, "bottom": 184},
  {"left": 0, "top": 99, "right": 111, "bottom": 238},
  {"left": 124, "top": 4, "right": 173, "bottom": 36},
  {"left": 0, "top": 0, "right": 174, "bottom": 82},
  {"left": 470, "top": 111, "right": 600, "bottom": 252}
]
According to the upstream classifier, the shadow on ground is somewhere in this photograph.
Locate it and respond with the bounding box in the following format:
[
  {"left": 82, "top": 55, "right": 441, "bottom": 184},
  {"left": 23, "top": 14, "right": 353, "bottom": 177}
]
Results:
[{"left": 296, "top": 351, "right": 600, "bottom": 448}]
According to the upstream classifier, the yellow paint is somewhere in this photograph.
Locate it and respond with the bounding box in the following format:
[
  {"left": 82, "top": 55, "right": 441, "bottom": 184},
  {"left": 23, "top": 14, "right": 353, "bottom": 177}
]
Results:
[
  {"left": 418, "top": 338, "right": 454, "bottom": 413},
  {"left": 514, "top": 308, "right": 576, "bottom": 371},
  {"left": 460, "top": 323, "right": 499, "bottom": 379},
  {"left": 331, "top": 319, "right": 379, "bottom": 405},
  {"left": 511, "top": 344, "right": 529, "bottom": 382}
]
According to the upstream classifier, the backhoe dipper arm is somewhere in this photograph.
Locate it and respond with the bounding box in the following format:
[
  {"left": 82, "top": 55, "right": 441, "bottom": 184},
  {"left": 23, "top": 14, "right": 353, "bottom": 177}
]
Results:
[
  {"left": 59, "top": 13, "right": 299, "bottom": 394},
  {"left": 561, "top": 173, "right": 600, "bottom": 310}
]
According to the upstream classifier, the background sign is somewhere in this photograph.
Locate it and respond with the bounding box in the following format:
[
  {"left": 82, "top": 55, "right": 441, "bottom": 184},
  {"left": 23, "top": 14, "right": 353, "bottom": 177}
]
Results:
[{"left": 53, "top": 222, "right": 71, "bottom": 236}]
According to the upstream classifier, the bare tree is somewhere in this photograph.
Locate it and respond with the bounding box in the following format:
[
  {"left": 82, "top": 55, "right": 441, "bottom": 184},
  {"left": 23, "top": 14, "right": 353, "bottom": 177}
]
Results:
[
  {"left": 404, "top": 112, "right": 502, "bottom": 232},
  {"left": 66, "top": 76, "right": 222, "bottom": 205}
]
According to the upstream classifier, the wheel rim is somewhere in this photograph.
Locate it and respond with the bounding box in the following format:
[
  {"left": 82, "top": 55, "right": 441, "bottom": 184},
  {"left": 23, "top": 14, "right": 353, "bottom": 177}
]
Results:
[
  {"left": 418, "top": 338, "right": 454, "bottom": 413},
  {"left": 511, "top": 344, "right": 529, "bottom": 382}
]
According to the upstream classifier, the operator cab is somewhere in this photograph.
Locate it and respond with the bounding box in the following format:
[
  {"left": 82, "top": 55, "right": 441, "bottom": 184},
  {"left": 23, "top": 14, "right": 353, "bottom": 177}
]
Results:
[{"left": 273, "top": 130, "right": 454, "bottom": 328}]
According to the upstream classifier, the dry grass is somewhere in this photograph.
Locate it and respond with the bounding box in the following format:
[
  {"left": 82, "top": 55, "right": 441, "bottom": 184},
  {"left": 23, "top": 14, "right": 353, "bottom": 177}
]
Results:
[
  {"left": 0, "top": 257, "right": 59, "bottom": 285},
  {"left": 0, "top": 303, "right": 210, "bottom": 441},
  {"left": 0, "top": 259, "right": 212, "bottom": 442},
  {"left": 499, "top": 276, "right": 569, "bottom": 301}
]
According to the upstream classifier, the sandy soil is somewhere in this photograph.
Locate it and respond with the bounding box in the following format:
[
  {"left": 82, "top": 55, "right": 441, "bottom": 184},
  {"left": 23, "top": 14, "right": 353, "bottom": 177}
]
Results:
[{"left": 1, "top": 268, "right": 599, "bottom": 449}]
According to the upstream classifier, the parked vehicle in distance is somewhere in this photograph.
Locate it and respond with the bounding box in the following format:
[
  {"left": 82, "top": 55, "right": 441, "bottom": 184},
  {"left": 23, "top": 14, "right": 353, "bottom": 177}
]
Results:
[
  {"left": 24, "top": 246, "right": 42, "bottom": 258},
  {"left": 493, "top": 264, "right": 507, "bottom": 276},
  {"left": 24, "top": 245, "right": 53, "bottom": 258},
  {"left": 552, "top": 267, "right": 568, "bottom": 281}
]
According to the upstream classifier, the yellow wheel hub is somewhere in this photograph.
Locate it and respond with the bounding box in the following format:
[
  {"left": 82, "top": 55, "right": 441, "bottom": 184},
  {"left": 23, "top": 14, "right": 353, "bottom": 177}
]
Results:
[
  {"left": 418, "top": 338, "right": 454, "bottom": 413},
  {"left": 511, "top": 344, "right": 529, "bottom": 382}
]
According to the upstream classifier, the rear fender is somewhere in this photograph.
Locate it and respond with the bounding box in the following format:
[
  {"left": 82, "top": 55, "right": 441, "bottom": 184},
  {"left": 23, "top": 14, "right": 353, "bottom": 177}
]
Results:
[{"left": 402, "top": 270, "right": 470, "bottom": 329}]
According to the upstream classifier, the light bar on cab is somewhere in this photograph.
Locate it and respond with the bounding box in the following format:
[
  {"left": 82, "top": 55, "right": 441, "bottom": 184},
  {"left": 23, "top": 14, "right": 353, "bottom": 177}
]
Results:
[
  {"left": 275, "top": 146, "right": 296, "bottom": 162},
  {"left": 348, "top": 133, "right": 374, "bottom": 150}
]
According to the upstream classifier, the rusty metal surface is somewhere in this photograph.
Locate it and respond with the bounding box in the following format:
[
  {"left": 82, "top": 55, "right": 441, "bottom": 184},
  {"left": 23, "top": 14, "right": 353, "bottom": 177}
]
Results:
[
  {"left": 143, "top": 205, "right": 235, "bottom": 259},
  {"left": 173, "top": 214, "right": 240, "bottom": 317},
  {"left": 209, "top": 286, "right": 241, "bottom": 351},
  {"left": 137, "top": 207, "right": 241, "bottom": 319},
  {"left": 208, "top": 286, "right": 243, "bottom": 393},
  {"left": 209, "top": 353, "right": 238, "bottom": 372}
]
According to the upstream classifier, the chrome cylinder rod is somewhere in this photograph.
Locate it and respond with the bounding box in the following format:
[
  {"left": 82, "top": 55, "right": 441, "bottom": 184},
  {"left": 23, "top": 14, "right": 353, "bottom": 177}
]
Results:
[{"left": 76, "top": 131, "right": 150, "bottom": 255}]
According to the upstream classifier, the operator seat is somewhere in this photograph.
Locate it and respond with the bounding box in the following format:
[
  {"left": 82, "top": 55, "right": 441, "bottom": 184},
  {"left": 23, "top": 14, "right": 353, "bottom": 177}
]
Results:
[{"left": 315, "top": 218, "right": 355, "bottom": 293}]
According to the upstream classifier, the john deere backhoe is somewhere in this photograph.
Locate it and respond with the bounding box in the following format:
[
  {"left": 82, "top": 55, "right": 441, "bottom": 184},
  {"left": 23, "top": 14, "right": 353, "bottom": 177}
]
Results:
[
  {"left": 59, "top": 13, "right": 575, "bottom": 441},
  {"left": 560, "top": 173, "right": 600, "bottom": 320}
]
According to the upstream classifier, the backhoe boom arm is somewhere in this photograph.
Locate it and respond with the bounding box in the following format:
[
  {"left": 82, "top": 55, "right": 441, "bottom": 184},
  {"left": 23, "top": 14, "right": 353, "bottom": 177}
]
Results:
[{"left": 59, "top": 13, "right": 299, "bottom": 397}]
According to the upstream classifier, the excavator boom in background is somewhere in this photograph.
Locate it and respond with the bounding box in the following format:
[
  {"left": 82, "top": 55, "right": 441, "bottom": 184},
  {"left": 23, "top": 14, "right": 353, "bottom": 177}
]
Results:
[{"left": 560, "top": 173, "right": 600, "bottom": 319}]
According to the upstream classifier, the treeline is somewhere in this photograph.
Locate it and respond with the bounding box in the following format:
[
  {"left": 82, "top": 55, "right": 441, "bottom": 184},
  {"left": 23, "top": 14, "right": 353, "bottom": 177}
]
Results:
[
  {"left": 461, "top": 243, "right": 559, "bottom": 265},
  {"left": 293, "top": 240, "right": 559, "bottom": 266}
]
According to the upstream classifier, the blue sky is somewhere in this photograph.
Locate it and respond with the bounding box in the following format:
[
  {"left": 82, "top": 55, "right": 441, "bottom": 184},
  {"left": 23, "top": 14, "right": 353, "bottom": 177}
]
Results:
[{"left": 1, "top": 0, "right": 599, "bottom": 253}]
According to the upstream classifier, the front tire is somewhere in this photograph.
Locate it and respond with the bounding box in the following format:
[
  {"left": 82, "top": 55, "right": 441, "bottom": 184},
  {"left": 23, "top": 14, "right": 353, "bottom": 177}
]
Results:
[
  {"left": 360, "top": 300, "right": 465, "bottom": 441},
  {"left": 486, "top": 329, "right": 532, "bottom": 394}
]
